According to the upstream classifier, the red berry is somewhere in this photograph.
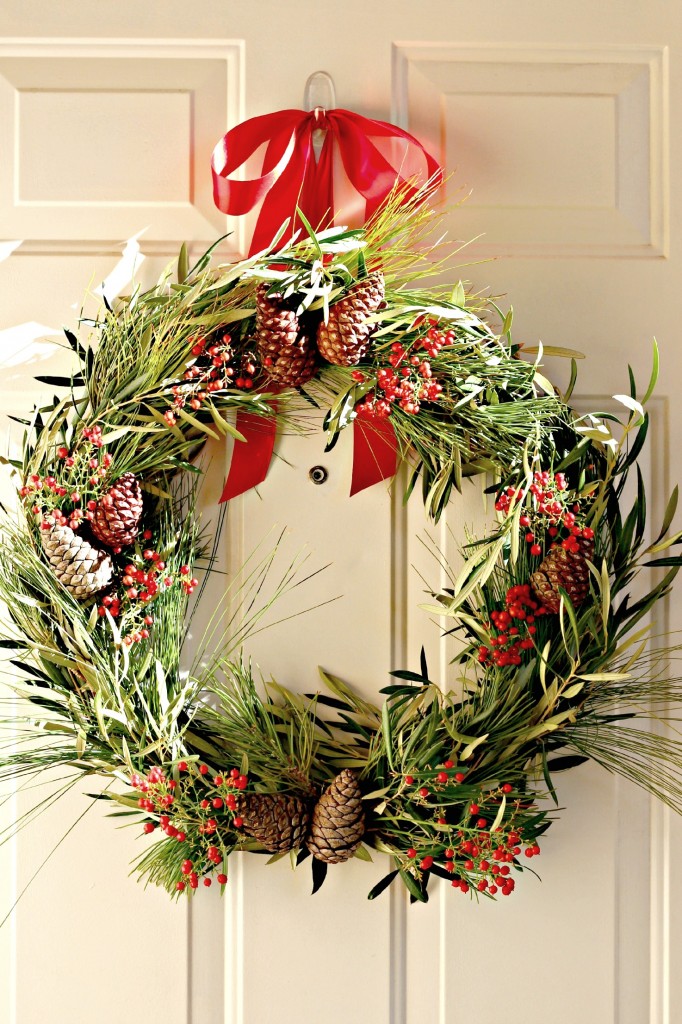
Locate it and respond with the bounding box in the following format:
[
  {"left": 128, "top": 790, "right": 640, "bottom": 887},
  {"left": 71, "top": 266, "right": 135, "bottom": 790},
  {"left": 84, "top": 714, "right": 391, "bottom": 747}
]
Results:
[
  {"left": 176, "top": 881, "right": 186, "bottom": 892},
  {"left": 443, "top": 759, "right": 454, "bottom": 769},
  {"left": 177, "top": 760, "right": 188, "bottom": 772},
  {"left": 454, "top": 772, "right": 465, "bottom": 783},
  {"left": 469, "top": 803, "right": 480, "bottom": 815},
  {"left": 404, "top": 775, "right": 414, "bottom": 785},
  {"left": 436, "top": 771, "right": 449, "bottom": 784},
  {"left": 143, "top": 822, "right": 155, "bottom": 834},
  {"left": 420, "top": 856, "right": 434, "bottom": 870},
  {"left": 418, "top": 787, "right": 430, "bottom": 799},
  {"left": 203, "top": 877, "right": 212, "bottom": 887},
  {"left": 217, "top": 874, "right": 228, "bottom": 885},
  {"left": 233, "top": 817, "right": 244, "bottom": 828},
  {"left": 406, "top": 847, "right": 417, "bottom": 859},
  {"left": 199, "top": 764, "right": 209, "bottom": 775}
]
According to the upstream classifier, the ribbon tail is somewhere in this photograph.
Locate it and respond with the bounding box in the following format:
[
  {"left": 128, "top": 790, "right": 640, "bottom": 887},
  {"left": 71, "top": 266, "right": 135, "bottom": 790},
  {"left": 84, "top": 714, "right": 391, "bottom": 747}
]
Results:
[
  {"left": 350, "top": 418, "right": 400, "bottom": 497},
  {"left": 220, "top": 410, "right": 278, "bottom": 502}
]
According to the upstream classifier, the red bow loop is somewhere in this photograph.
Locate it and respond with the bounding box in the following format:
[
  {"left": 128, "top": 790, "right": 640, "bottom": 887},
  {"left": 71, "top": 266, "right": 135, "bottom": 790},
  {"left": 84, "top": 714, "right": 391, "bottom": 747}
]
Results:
[{"left": 211, "top": 107, "right": 441, "bottom": 255}]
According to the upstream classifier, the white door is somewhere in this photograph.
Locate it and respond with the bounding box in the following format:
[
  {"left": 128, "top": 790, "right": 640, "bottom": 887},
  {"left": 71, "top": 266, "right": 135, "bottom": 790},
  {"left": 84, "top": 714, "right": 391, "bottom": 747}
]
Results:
[{"left": 0, "top": 5, "right": 679, "bottom": 1024}]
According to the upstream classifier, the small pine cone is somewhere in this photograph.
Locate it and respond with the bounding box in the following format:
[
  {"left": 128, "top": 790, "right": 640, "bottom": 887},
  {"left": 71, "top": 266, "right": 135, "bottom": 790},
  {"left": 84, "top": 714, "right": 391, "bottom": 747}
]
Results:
[
  {"left": 91, "top": 473, "right": 143, "bottom": 549},
  {"left": 255, "top": 285, "right": 317, "bottom": 387},
  {"left": 316, "top": 272, "right": 385, "bottom": 367},
  {"left": 306, "top": 769, "right": 365, "bottom": 864},
  {"left": 41, "top": 523, "right": 113, "bottom": 601},
  {"left": 531, "top": 534, "right": 595, "bottom": 614},
  {"left": 234, "top": 792, "right": 311, "bottom": 853}
]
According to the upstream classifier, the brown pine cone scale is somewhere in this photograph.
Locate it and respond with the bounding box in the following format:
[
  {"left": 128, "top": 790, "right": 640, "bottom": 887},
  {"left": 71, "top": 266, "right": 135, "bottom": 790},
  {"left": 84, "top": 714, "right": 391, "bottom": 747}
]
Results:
[
  {"left": 234, "top": 792, "right": 311, "bottom": 853},
  {"left": 255, "top": 285, "right": 317, "bottom": 387},
  {"left": 91, "top": 473, "right": 143, "bottom": 549},
  {"left": 530, "top": 534, "right": 595, "bottom": 613},
  {"left": 316, "top": 272, "right": 385, "bottom": 367},
  {"left": 307, "top": 769, "right": 365, "bottom": 864},
  {"left": 41, "top": 524, "right": 113, "bottom": 601}
]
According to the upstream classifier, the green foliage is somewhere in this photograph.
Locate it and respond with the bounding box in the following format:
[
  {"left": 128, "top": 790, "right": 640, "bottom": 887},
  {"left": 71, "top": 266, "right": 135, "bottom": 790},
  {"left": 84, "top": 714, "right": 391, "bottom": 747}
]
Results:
[{"left": 0, "top": 197, "right": 680, "bottom": 907}]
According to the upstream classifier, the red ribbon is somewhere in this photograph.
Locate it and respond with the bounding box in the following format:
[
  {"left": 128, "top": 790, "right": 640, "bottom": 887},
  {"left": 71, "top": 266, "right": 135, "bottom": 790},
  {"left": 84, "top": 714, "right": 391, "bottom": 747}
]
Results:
[
  {"left": 219, "top": 410, "right": 278, "bottom": 503},
  {"left": 212, "top": 107, "right": 441, "bottom": 502},
  {"left": 350, "top": 417, "right": 400, "bottom": 497}
]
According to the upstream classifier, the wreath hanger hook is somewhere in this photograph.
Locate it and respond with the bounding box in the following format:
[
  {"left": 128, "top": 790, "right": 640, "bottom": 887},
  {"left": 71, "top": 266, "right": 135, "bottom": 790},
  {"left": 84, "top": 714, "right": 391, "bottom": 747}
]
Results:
[
  {"left": 304, "top": 71, "right": 336, "bottom": 160},
  {"left": 303, "top": 70, "right": 336, "bottom": 116}
]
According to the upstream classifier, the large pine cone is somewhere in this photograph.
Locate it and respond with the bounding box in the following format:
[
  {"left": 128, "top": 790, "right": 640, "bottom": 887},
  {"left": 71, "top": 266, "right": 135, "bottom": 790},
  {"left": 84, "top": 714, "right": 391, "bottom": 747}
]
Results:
[
  {"left": 316, "top": 272, "right": 385, "bottom": 367},
  {"left": 531, "top": 534, "right": 595, "bottom": 613},
  {"left": 91, "top": 473, "right": 143, "bottom": 549},
  {"left": 255, "top": 285, "right": 317, "bottom": 387},
  {"left": 41, "top": 523, "right": 113, "bottom": 601},
  {"left": 234, "top": 792, "right": 311, "bottom": 853},
  {"left": 306, "top": 769, "right": 365, "bottom": 864}
]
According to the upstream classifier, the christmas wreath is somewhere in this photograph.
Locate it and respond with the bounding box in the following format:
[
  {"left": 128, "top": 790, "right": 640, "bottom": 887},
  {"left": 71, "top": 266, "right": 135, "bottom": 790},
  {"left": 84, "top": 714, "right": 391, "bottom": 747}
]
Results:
[{"left": 2, "top": 193, "right": 682, "bottom": 904}]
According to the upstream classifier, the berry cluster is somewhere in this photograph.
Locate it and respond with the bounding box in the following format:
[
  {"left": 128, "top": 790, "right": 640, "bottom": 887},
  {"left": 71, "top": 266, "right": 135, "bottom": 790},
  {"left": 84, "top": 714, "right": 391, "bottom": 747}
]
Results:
[
  {"left": 131, "top": 762, "right": 250, "bottom": 892},
  {"left": 495, "top": 469, "right": 595, "bottom": 560},
  {"left": 402, "top": 757, "right": 468, "bottom": 799},
  {"left": 18, "top": 422, "right": 124, "bottom": 535},
  {"left": 419, "top": 324, "right": 457, "bottom": 359},
  {"left": 494, "top": 484, "right": 524, "bottom": 515},
  {"left": 96, "top": 541, "right": 198, "bottom": 645},
  {"left": 164, "top": 332, "right": 256, "bottom": 426},
  {"left": 443, "top": 817, "right": 540, "bottom": 897},
  {"left": 401, "top": 765, "right": 541, "bottom": 897},
  {"left": 477, "top": 583, "right": 548, "bottom": 667},
  {"left": 21, "top": 447, "right": 115, "bottom": 532},
  {"left": 353, "top": 341, "right": 444, "bottom": 419}
]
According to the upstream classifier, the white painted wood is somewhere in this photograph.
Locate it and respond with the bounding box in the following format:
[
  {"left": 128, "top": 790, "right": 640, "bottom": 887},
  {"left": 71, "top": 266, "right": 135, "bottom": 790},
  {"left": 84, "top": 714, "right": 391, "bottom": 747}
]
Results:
[
  {"left": 0, "top": 39, "right": 244, "bottom": 255},
  {"left": 0, "top": 2, "right": 680, "bottom": 1022},
  {"left": 394, "top": 43, "right": 669, "bottom": 258}
]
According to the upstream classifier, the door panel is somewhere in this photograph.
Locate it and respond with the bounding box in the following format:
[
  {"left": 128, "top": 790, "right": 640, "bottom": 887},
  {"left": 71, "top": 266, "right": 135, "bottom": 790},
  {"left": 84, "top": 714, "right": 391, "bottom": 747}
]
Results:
[{"left": 0, "top": 4, "right": 680, "bottom": 1022}]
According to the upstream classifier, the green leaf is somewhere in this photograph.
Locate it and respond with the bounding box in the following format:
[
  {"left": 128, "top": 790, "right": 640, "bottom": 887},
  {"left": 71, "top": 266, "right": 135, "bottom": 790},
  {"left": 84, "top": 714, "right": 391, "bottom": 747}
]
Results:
[
  {"left": 311, "top": 857, "right": 328, "bottom": 894},
  {"left": 381, "top": 701, "right": 394, "bottom": 771},
  {"left": 450, "top": 281, "right": 466, "bottom": 307},
  {"left": 176, "top": 407, "right": 220, "bottom": 441},
  {"left": 641, "top": 340, "right": 659, "bottom": 405},
  {"left": 541, "top": 748, "right": 559, "bottom": 806},
  {"left": 367, "top": 869, "right": 399, "bottom": 900},
  {"left": 178, "top": 242, "right": 189, "bottom": 284},
  {"left": 399, "top": 867, "right": 427, "bottom": 903},
  {"left": 353, "top": 844, "right": 373, "bottom": 862}
]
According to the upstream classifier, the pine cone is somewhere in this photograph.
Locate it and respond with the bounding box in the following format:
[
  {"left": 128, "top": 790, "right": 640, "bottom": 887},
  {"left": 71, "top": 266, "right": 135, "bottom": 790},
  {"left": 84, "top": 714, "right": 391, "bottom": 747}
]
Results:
[
  {"left": 531, "top": 534, "right": 595, "bottom": 613},
  {"left": 234, "top": 792, "right": 311, "bottom": 853},
  {"left": 255, "top": 285, "right": 317, "bottom": 387},
  {"left": 316, "top": 272, "right": 385, "bottom": 367},
  {"left": 91, "top": 473, "right": 143, "bottom": 549},
  {"left": 41, "top": 523, "right": 113, "bottom": 601},
  {"left": 306, "top": 769, "right": 365, "bottom": 864}
]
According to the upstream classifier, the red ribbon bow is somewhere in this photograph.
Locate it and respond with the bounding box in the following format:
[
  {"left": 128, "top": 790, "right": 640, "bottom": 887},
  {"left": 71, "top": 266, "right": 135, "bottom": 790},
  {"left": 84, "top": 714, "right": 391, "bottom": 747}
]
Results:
[{"left": 211, "top": 107, "right": 441, "bottom": 503}]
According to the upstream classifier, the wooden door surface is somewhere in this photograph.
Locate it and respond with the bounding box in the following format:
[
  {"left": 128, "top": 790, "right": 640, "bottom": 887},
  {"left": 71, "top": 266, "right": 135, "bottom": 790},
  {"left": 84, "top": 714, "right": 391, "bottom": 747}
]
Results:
[{"left": 0, "top": 3, "right": 680, "bottom": 1023}]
